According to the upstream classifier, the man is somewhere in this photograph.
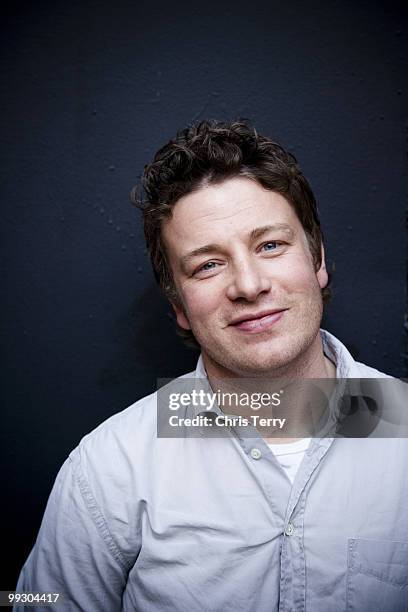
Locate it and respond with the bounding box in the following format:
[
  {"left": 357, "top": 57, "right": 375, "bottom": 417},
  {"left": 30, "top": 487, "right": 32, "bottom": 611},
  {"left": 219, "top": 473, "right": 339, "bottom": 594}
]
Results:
[{"left": 16, "top": 120, "right": 408, "bottom": 611}]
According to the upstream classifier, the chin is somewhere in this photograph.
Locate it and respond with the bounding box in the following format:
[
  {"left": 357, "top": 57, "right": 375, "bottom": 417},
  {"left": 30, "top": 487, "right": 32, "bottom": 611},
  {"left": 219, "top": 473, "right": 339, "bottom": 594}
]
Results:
[
  {"left": 216, "top": 329, "right": 319, "bottom": 377},
  {"left": 211, "top": 345, "right": 293, "bottom": 377},
  {"left": 232, "top": 355, "right": 294, "bottom": 377}
]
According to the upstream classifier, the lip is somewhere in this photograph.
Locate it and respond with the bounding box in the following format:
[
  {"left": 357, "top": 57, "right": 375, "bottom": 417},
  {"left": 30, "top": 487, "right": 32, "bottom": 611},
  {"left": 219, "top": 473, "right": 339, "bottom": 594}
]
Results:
[{"left": 229, "top": 309, "right": 287, "bottom": 333}]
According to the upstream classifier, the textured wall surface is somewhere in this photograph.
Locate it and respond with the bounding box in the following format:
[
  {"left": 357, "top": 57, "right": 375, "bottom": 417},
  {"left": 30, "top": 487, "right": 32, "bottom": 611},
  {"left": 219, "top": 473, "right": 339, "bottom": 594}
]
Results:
[{"left": 1, "top": 0, "right": 407, "bottom": 587}]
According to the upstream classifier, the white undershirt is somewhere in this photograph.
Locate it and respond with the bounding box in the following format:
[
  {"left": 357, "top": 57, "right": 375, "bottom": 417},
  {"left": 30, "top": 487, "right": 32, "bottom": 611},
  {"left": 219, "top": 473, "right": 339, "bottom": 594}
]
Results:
[{"left": 267, "top": 438, "right": 311, "bottom": 484}]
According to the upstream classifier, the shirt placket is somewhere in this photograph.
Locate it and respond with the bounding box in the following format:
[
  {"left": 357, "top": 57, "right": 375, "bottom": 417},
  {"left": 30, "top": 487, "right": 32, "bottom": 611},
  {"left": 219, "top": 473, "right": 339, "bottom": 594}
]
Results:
[
  {"left": 233, "top": 428, "right": 334, "bottom": 612},
  {"left": 279, "top": 438, "right": 335, "bottom": 612}
]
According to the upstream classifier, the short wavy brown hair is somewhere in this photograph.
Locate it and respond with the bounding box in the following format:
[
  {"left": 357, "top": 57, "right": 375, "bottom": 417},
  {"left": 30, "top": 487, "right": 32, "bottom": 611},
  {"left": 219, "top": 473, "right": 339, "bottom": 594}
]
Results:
[{"left": 135, "top": 119, "right": 330, "bottom": 345}]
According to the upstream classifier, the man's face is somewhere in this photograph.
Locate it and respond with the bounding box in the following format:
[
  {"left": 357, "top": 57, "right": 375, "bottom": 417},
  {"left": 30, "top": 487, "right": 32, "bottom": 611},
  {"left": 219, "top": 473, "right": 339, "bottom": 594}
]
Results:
[{"left": 162, "top": 177, "right": 328, "bottom": 377}]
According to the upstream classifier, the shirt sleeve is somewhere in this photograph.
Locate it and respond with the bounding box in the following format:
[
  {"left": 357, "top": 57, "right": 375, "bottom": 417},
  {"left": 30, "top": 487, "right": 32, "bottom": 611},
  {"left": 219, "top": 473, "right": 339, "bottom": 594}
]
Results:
[{"left": 14, "top": 453, "right": 129, "bottom": 611}]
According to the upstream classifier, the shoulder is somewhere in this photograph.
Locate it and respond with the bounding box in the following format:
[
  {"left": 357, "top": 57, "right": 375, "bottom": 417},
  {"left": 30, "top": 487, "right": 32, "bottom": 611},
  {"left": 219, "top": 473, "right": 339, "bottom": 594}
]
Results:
[
  {"left": 320, "top": 329, "right": 394, "bottom": 378},
  {"left": 71, "top": 389, "right": 156, "bottom": 461},
  {"left": 353, "top": 361, "right": 393, "bottom": 378},
  {"left": 68, "top": 368, "right": 197, "bottom": 489}
]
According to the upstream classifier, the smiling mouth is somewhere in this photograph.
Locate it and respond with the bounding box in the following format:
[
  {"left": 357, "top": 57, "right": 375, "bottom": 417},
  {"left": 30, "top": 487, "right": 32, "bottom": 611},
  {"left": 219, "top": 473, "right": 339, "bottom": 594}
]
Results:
[{"left": 229, "top": 310, "right": 287, "bottom": 333}]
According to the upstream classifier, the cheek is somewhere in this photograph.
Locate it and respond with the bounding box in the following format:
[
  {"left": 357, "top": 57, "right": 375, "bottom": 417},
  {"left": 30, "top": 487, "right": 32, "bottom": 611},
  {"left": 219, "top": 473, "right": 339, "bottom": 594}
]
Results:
[
  {"left": 283, "top": 252, "right": 321, "bottom": 287},
  {"left": 182, "top": 282, "right": 223, "bottom": 319}
]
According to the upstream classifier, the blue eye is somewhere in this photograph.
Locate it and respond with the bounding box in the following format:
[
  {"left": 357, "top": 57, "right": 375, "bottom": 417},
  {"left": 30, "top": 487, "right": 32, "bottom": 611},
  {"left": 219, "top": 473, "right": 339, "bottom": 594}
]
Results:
[
  {"left": 262, "top": 242, "right": 278, "bottom": 251},
  {"left": 198, "top": 261, "right": 218, "bottom": 272}
]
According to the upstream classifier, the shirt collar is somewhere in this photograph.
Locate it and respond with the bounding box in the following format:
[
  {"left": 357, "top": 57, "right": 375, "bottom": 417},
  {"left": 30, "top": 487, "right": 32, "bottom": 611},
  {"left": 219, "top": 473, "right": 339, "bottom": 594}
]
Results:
[{"left": 319, "top": 329, "right": 361, "bottom": 378}]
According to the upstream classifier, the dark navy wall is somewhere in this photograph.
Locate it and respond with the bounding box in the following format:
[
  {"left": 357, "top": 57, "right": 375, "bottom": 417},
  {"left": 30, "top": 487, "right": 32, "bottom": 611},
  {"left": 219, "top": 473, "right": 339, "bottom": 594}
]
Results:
[{"left": 1, "top": 0, "right": 407, "bottom": 587}]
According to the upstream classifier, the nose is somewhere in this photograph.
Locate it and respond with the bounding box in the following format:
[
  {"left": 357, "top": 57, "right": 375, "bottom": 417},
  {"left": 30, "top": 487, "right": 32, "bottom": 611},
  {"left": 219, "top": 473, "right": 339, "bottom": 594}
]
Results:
[{"left": 226, "top": 258, "right": 271, "bottom": 302}]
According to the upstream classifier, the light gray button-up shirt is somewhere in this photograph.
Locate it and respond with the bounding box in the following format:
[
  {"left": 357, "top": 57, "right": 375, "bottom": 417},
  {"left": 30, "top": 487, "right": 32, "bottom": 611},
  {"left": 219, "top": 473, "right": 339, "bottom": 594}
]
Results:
[{"left": 16, "top": 330, "right": 408, "bottom": 611}]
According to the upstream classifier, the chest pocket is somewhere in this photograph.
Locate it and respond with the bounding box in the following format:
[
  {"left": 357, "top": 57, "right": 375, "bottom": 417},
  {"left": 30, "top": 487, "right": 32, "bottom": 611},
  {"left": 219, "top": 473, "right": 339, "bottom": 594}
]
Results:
[{"left": 346, "top": 538, "right": 408, "bottom": 611}]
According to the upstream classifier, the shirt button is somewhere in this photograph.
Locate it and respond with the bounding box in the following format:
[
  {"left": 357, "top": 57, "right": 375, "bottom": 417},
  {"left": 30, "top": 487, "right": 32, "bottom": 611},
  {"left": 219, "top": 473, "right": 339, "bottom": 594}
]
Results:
[
  {"left": 285, "top": 522, "right": 295, "bottom": 536},
  {"left": 250, "top": 448, "right": 262, "bottom": 460}
]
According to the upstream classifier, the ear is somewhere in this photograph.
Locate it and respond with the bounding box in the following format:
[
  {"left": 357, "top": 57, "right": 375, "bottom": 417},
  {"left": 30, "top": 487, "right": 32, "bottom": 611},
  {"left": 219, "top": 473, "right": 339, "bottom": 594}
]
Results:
[
  {"left": 171, "top": 302, "right": 191, "bottom": 331},
  {"left": 316, "top": 243, "right": 329, "bottom": 289}
]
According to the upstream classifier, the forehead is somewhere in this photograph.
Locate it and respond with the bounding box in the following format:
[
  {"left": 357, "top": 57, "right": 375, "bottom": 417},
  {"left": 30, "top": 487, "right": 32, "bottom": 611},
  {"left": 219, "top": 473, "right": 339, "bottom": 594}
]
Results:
[{"left": 162, "top": 177, "right": 303, "bottom": 253}]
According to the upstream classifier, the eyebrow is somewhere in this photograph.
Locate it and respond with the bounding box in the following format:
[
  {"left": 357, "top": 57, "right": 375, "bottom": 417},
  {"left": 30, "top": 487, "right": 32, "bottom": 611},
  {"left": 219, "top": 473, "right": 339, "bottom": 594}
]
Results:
[
  {"left": 249, "top": 223, "right": 295, "bottom": 241},
  {"left": 180, "top": 223, "right": 295, "bottom": 267}
]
